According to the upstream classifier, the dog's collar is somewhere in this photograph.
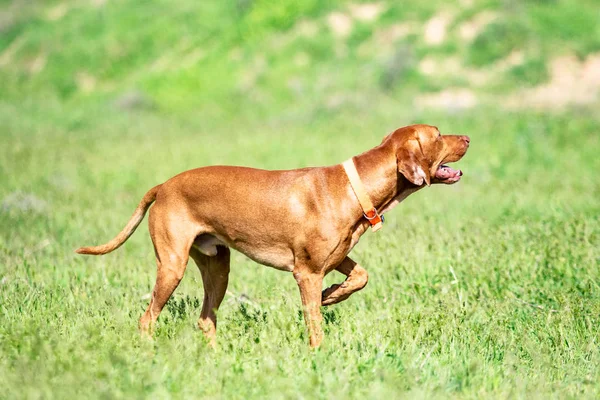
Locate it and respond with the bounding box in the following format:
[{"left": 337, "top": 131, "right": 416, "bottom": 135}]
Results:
[{"left": 342, "top": 158, "right": 384, "bottom": 232}]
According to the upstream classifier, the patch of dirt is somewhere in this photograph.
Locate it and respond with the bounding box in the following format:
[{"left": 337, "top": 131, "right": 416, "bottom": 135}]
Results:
[
  {"left": 149, "top": 39, "right": 205, "bottom": 71},
  {"left": 374, "top": 22, "right": 414, "bottom": 45},
  {"left": 76, "top": 71, "right": 97, "bottom": 93},
  {"left": 348, "top": 2, "right": 385, "bottom": 22},
  {"left": 458, "top": 11, "right": 498, "bottom": 42},
  {"left": 357, "top": 22, "right": 415, "bottom": 58},
  {"left": 150, "top": 39, "right": 192, "bottom": 71},
  {"left": 238, "top": 54, "right": 267, "bottom": 91},
  {"left": 418, "top": 50, "right": 524, "bottom": 87},
  {"left": 508, "top": 53, "right": 600, "bottom": 109},
  {"left": 270, "top": 19, "right": 321, "bottom": 50},
  {"left": 0, "top": 36, "right": 25, "bottom": 67},
  {"left": 46, "top": 3, "right": 69, "bottom": 21},
  {"left": 419, "top": 56, "right": 461, "bottom": 76},
  {"left": 423, "top": 12, "right": 454, "bottom": 45},
  {"left": 24, "top": 53, "right": 47, "bottom": 74},
  {"left": 495, "top": 50, "right": 525, "bottom": 70},
  {"left": 326, "top": 3, "right": 384, "bottom": 38},
  {"left": 327, "top": 12, "right": 353, "bottom": 38},
  {"left": 415, "top": 88, "right": 478, "bottom": 110},
  {"left": 294, "top": 19, "right": 319, "bottom": 38}
]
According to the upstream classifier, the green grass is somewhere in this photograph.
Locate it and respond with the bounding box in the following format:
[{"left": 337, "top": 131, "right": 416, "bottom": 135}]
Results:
[{"left": 1, "top": 0, "right": 600, "bottom": 398}]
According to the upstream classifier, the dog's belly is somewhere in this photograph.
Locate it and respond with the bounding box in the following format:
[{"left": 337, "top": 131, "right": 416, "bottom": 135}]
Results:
[
  {"left": 194, "top": 234, "right": 295, "bottom": 272},
  {"left": 233, "top": 243, "right": 296, "bottom": 272}
]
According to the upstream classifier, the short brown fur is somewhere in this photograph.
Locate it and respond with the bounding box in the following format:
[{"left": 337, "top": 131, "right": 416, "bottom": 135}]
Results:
[{"left": 76, "top": 124, "right": 470, "bottom": 347}]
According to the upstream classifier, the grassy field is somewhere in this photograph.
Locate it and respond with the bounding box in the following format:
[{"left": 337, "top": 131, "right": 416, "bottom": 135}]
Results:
[{"left": 2, "top": 0, "right": 600, "bottom": 398}]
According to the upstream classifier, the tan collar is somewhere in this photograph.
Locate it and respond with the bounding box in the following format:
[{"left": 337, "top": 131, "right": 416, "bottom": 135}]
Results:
[{"left": 342, "top": 158, "right": 384, "bottom": 232}]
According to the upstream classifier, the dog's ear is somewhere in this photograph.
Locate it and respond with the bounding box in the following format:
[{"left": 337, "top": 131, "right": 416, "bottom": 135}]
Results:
[{"left": 396, "top": 143, "right": 431, "bottom": 186}]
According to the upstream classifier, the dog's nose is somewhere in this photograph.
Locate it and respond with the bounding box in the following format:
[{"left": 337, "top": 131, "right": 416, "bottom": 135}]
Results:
[{"left": 462, "top": 135, "right": 470, "bottom": 145}]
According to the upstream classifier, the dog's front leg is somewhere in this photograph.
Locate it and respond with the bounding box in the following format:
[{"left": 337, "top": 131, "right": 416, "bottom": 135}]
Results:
[
  {"left": 293, "top": 268, "right": 324, "bottom": 348},
  {"left": 321, "top": 256, "right": 368, "bottom": 306}
]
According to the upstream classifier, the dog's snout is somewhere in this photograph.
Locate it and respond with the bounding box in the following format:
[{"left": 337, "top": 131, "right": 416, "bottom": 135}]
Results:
[{"left": 462, "top": 135, "right": 470, "bottom": 145}]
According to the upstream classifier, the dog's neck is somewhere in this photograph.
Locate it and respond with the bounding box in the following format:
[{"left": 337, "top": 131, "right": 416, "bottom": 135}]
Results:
[
  {"left": 352, "top": 144, "right": 421, "bottom": 216},
  {"left": 344, "top": 143, "right": 422, "bottom": 248}
]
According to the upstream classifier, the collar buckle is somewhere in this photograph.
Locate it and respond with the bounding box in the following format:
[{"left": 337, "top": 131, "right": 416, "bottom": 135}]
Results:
[{"left": 364, "top": 208, "right": 384, "bottom": 232}]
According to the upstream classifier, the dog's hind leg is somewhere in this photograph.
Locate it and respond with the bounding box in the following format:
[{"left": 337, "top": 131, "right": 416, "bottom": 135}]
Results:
[
  {"left": 189, "top": 245, "right": 230, "bottom": 346},
  {"left": 139, "top": 215, "right": 195, "bottom": 335},
  {"left": 321, "top": 256, "right": 368, "bottom": 306}
]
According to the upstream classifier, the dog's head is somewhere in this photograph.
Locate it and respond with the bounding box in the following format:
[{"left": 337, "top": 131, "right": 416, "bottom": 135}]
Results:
[{"left": 383, "top": 124, "right": 470, "bottom": 186}]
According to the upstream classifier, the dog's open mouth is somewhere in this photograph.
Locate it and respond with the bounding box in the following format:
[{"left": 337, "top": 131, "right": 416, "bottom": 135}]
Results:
[{"left": 434, "top": 164, "right": 462, "bottom": 183}]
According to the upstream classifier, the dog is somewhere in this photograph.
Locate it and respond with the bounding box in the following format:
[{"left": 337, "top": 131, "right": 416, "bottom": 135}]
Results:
[{"left": 76, "top": 124, "right": 470, "bottom": 347}]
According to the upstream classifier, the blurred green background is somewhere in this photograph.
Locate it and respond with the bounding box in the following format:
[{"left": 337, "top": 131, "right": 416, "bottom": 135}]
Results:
[{"left": 1, "top": 0, "right": 599, "bottom": 398}]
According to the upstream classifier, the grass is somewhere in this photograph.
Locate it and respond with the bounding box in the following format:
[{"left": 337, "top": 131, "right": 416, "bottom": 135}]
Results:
[{"left": 1, "top": 0, "right": 600, "bottom": 398}]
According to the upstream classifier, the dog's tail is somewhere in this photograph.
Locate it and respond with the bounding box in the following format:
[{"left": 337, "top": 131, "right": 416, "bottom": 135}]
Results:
[{"left": 75, "top": 184, "right": 161, "bottom": 255}]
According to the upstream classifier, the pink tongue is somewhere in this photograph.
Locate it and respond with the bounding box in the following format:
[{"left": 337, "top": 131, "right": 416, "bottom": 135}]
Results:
[{"left": 435, "top": 165, "right": 462, "bottom": 179}]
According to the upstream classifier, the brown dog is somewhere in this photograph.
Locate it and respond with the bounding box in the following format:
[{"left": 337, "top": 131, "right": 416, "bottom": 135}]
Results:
[{"left": 76, "top": 124, "right": 469, "bottom": 347}]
